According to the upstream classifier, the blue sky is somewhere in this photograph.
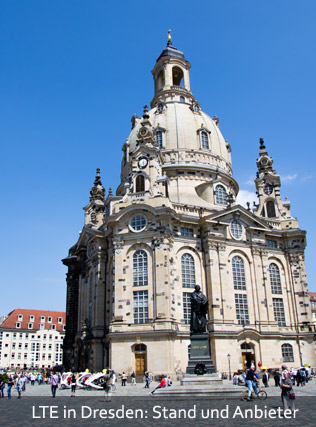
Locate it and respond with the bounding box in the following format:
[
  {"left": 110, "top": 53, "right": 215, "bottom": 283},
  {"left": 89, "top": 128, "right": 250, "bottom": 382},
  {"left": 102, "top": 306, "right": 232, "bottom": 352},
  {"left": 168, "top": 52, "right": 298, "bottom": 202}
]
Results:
[{"left": 1, "top": 0, "right": 316, "bottom": 316}]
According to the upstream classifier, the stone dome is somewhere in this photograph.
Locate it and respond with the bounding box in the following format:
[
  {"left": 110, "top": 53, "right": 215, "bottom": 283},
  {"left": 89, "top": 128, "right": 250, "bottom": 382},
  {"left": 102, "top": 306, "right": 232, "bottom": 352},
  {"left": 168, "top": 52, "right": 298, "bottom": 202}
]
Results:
[{"left": 127, "top": 100, "right": 232, "bottom": 176}]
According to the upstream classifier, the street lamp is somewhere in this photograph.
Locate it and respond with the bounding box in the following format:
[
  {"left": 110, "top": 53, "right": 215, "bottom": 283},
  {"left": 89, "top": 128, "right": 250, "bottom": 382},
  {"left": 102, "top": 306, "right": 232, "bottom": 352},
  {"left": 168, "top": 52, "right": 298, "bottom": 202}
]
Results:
[{"left": 227, "top": 353, "right": 231, "bottom": 380}]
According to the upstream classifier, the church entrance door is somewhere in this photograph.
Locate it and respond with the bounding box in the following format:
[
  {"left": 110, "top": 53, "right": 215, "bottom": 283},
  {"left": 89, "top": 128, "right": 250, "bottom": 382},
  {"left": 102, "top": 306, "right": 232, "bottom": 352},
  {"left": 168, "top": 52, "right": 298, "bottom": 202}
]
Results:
[
  {"left": 241, "top": 342, "right": 256, "bottom": 370},
  {"left": 135, "top": 353, "right": 146, "bottom": 375}
]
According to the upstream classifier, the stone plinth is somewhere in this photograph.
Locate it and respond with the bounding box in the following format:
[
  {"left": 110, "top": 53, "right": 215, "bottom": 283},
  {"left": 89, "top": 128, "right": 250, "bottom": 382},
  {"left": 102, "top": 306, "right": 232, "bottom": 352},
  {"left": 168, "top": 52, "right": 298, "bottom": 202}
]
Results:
[{"left": 186, "top": 333, "right": 215, "bottom": 374}]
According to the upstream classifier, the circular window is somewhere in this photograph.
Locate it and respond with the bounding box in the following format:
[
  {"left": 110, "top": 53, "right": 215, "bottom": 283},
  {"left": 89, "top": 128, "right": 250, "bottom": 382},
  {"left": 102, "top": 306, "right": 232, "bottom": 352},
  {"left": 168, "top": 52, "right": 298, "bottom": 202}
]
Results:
[
  {"left": 140, "top": 128, "right": 147, "bottom": 136},
  {"left": 129, "top": 214, "right": 147, "bottom": 232},
  {"left": 261, "top": 157, "right": 268, "bottom": 166},
  {"left": 230, "top": 220, "right": 243, "bottom": 240}
]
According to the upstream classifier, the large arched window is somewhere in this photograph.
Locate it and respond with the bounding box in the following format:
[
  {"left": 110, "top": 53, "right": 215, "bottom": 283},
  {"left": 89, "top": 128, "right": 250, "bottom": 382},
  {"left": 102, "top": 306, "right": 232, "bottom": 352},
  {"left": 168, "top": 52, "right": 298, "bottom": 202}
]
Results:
[
  {"left": 133, "top": 250, "right": 148, "bottom": 286},
  {"left": 266, "top": 201, "right": 276, "bottom": 218},
  {"left": 135, "top": 175, "right": 145, "bottom": 192},
  {"left": 269, "top": 263, "right": 282, "bottom": 294},
  {"left": 232, "top": 256, "right": 246, "bottom": 290},
  {"left": 181, "top": 253, "right": 196, "bottom": 288},
  {"left": 281, "top": 344, "right": 294, "bottom": 362},
  {"left": 214, "top": 185, "right": 227, "bottom": 205},
  {"left": 201, "top": 131, "right": 209, "bottom": 149}
]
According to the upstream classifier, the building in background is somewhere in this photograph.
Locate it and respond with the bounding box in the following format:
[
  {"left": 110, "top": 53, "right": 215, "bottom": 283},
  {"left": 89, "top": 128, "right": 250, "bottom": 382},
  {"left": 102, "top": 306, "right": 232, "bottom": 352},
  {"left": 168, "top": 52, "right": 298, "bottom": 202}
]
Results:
[
  {"left": 63, "top": 34, "right": 316, "bottom": 376},
  {"left": 0, "top": 309, "right": 65, "bottom": 370}
]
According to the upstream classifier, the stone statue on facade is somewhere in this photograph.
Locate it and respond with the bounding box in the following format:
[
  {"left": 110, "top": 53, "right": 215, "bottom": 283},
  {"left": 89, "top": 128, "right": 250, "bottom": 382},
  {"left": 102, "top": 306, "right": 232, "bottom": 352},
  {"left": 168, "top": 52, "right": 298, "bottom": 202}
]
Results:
[{"left": 190, "top": 285, "right": 208, "bottom": 334}]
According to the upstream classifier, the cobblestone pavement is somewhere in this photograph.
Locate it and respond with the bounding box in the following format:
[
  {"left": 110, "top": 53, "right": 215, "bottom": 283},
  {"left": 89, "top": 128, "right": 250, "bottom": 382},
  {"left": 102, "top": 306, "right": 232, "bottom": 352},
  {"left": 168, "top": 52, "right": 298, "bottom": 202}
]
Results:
[
  {"left": 1, "top": 379, "right": 316, "bottom": 427},
  {"left": 7, "top": 377, "right": 316, "bottom": 397},
  {"left": 0, "top": 396, "right": 315, "bottom": 427}
]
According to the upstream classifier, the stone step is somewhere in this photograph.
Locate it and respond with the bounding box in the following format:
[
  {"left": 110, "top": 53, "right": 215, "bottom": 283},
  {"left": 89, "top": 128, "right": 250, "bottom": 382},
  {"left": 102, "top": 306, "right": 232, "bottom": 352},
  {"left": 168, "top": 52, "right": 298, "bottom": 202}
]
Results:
[{"left": 154, "top": 385, "right": 242, "bottom": 397}]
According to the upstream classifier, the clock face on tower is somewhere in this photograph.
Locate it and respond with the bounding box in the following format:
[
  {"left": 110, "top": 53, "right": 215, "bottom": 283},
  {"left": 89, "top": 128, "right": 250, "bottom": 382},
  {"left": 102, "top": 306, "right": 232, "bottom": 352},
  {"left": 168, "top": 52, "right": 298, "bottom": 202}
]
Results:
[
  {"left": 264, "top": 183, "right": 273, "bottom": 195},
  {"left": 138, "top": 157, "right": 148, "bottom": 169}
]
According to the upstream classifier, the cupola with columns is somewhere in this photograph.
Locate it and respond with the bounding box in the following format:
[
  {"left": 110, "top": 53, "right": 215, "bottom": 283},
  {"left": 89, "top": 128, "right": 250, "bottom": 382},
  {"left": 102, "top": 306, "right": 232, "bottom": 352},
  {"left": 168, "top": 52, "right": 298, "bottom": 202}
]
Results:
[{"left": 117, "top": 31, "right": 238, "bottom": 211}]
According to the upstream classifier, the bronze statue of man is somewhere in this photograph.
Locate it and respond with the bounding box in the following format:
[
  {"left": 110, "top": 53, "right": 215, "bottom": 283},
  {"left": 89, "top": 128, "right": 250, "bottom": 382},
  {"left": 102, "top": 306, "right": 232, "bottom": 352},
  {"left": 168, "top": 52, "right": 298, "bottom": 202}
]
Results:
[{"left": 190, "top": 285, "right": 208, "bottom": 333}]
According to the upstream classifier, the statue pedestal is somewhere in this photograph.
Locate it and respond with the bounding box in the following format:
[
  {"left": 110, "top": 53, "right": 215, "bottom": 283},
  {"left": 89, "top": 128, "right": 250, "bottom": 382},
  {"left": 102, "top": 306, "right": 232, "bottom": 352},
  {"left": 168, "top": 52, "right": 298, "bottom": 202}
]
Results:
[{"left": 186, "top": 333, "right": 215, "bottom": 374}]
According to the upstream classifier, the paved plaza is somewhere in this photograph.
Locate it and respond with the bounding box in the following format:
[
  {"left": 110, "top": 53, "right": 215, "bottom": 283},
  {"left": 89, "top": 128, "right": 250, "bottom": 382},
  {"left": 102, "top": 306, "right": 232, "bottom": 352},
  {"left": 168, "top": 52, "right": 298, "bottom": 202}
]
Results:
[
  {"left": 1, "top": 380, "right": 316, "bottom": 427},
  {"left": 8, "top": 377, "right": 316, "bottom": 397}
]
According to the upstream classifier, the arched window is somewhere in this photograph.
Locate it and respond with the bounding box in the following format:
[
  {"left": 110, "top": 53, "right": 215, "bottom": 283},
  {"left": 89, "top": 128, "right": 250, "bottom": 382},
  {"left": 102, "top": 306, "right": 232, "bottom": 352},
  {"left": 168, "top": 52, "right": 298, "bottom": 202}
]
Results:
[
  {"left": 135, "top": 175, "right": 145, "bottom": 192},
  {"left": 180, "top": 96, "right": 185, "bottom": 103},
  {"left": 269, "top": 263, "right": 282, "bottom": 294},
  {"left": 266, "top": 201, "right": 276, "bottom": 218},
  {"left": 214, "top": 185, "right": 227, "bottom": 205},
  {"left": 172, "top": 66, "right": 184, "bottom": 86},
  {"left": 201, "top": 131, "right": 209, "bottom": 149},
  {"left": 133, "top": 250, "right": 148, "bottom": 286},
  {"left": 181, "top": 253, "right": 196, "bottom": 288},
  {"left": 281, "top": 344, "right": 294, "bottom": 362},
  {"left": 232, "top": 256, "right": 246, "bottom": 290},
  {"left": 133, "top": 344, "right": 146, "bottom": 352},
  {"left": 156, "top": 69, "right": 164, "bottom": 91},
  {"left": 157, "top": 103, "right": 164, "bottom": 113},
  {"left": 156, "top": 131, "right": 163, "bottom": 148}
]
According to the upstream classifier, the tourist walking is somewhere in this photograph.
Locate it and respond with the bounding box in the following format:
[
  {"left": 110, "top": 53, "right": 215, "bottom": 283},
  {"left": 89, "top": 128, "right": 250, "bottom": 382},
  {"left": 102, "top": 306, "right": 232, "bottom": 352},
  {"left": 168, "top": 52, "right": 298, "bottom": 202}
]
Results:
[
  {"left": 70, "top": 373, "right": 76, "bottom": 397},
  {"left": 103, "top": 372, "right": 113, "bottom": 402},
  {"left": 49, "top": 371, "right": 59, "bottom": 398}
]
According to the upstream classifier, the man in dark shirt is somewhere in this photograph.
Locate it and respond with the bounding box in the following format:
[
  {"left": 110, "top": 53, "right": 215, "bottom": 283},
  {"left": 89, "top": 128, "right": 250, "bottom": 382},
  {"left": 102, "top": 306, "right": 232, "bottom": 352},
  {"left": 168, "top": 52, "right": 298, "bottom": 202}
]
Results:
[{"left": 245, "top": 367, "right": 259, "bottom": 400}]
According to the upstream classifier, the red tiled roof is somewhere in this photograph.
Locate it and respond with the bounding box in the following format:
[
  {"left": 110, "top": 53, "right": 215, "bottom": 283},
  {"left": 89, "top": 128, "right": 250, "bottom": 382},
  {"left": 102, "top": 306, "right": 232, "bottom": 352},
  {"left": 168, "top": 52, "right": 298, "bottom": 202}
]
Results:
[
  {"left": 309, "top": 292, "right": 316, "bottom": 300},
  {"left": 0, "top": 309, "right": 66, "bottom": 332}
]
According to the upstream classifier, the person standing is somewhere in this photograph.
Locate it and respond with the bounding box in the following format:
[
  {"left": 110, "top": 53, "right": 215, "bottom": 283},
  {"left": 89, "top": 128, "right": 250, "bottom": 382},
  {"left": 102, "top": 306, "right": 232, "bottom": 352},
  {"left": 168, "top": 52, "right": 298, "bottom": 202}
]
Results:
[
  {"left": 281, "top": 372, "right": 295, "bottom": 414},
  {"left": 70, "top": 373, "right": 76, "bottom": 397},
  {"left": 262, "top": 370, "right": 269, "bottom": 387},
  {"left": 31, "top": 373, "right": 36, "bottom": 386},
  {"left": 131, "top": 372, "right": 136, "bottom": 386},
  {"left": 0, "top": 375, "right": 4, "bottom": 399},
  {"left": 49, "top": 371, "right": 59, "bottom": 398},
  {"left": 274, "top": 370, "right": 281, "bottom": 387},
  {"left": 7, "top": 375, "right": 14, "bottom": 399},
  {"left": 16, "top": 375, "right": 23, "bottom": 399},
  {"left": 121, "top": 372, "right": 127, "bottom": 386},
  {"left": 21, "top": 374, "right": 26, "bottom": 392},
  {"left": 144, "top": 372, "right": 150, "bottom": 388}
]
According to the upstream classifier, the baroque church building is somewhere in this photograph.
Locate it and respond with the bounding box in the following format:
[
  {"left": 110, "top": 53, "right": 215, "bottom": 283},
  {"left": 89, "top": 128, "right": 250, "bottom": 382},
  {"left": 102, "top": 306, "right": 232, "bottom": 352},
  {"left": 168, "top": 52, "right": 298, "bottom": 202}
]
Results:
[{"left": 63, "top": 36, "right": 315, "bottom": 376}]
